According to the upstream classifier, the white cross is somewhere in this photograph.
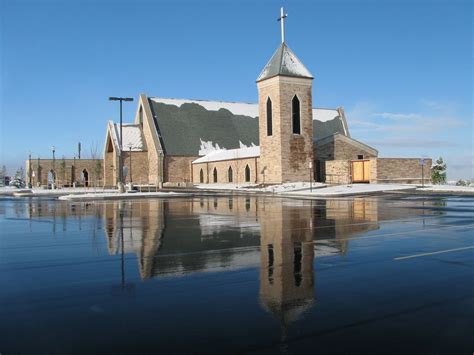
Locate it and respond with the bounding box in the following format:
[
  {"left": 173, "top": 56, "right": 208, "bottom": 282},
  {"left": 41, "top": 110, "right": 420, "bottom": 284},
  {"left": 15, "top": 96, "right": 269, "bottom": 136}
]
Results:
[{"left": 277, "top": 7, "right": 288, "bottom": 43}]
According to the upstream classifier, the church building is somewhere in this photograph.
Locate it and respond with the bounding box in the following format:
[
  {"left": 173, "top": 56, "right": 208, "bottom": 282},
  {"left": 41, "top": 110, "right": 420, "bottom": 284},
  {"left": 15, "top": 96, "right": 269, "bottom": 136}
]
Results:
[
  {"left": 101, "top": 8, "right": 429, "bottom": 187},
  {"left": 27, "top": 9, "right": 431, "bottom": 188}
]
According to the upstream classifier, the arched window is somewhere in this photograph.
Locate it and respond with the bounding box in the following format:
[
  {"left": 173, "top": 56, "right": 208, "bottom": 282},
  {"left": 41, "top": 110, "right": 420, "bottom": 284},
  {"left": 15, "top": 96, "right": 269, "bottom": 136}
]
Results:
[
  {"left": 81, "top": 169, "right": 89, "bottom": 187},
  {"left": 48, "top": 170, "right": 56, "bottom": 185},
  {"left": 228, "top": 166, "right": 233, "bottom": 183},
  {"left": 292, "top": 95, "right": 301, "bottom": 134},
  {"left": 199, "top": 168, "right": 204, "bottom": 183},
  {"left": 293, "top": 242, "right": 303, "bottom": 287},
  {"left": 213, "top": 167, "right": 218, "bottom": 183},
  {"left": 245, "top": 165, "right": 251, "bottom": 182},
  {"left": 266, "top": 97, "right": 272, "bottom": 136}
]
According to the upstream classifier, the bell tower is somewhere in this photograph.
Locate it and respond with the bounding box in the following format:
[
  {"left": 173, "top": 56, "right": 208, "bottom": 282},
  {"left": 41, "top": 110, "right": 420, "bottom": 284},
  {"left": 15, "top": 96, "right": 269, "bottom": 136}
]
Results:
[{"left": 257, "top": 8, "right": 314, "bottom": 184}]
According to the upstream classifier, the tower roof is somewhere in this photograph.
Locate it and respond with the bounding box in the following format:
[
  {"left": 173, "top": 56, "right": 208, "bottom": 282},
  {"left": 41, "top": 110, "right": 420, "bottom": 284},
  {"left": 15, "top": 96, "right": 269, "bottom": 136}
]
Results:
[{"left": 257, "top": 43, "right": 313, "bottom": 82}]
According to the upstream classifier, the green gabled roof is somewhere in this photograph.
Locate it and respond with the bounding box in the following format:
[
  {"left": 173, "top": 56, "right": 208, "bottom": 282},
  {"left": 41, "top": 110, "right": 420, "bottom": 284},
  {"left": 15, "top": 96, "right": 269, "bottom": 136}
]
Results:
[
  {"left": 148, "top": 99, "right": 347, "bottom": 156},
  {"left": 149, "top": 100, "right": 259, "bottom": 156},
  {"left": 313, "top": 119, "right": 346, "bottom": 141},
  {"left": 257, "top": 43, "right": 313, "bottom": 82}
]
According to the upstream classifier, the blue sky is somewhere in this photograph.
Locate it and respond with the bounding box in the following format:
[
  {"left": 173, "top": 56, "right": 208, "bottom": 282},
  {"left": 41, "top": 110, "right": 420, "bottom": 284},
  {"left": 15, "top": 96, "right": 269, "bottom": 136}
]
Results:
[{"left": 1, "top": 0, "right": 472, "bottom": 179}]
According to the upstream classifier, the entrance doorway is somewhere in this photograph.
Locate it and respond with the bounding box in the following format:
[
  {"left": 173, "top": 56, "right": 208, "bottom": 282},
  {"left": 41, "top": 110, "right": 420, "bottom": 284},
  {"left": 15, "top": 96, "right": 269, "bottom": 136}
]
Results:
[
  {"left": 81, "top": 169, "right": 89, "bottom": 187},
  {"left": 351, "top": 160, "right": 371, "bottom": 183}
]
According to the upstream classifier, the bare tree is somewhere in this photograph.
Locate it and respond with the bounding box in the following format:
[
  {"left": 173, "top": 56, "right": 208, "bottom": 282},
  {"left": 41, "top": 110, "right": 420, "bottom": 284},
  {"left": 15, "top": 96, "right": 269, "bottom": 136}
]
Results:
[{"left": 90, "top": 142, "right": 102, "bottom": 187}]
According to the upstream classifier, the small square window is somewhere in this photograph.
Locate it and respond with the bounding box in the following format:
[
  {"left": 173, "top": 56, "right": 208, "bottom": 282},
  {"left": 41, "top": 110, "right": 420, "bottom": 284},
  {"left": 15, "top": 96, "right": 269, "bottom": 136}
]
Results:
[{"left": 357, "top": 155, "right": 364, "bottom": 160}]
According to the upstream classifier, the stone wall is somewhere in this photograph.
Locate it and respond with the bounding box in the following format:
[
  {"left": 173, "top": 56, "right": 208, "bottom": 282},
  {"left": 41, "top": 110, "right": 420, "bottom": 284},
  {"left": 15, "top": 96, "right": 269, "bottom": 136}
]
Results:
[
  {"left": 122, "top": 151, "right": 149, "bottom": 184},
  {"left": 258, "top": 76, "right": 314, "bottom": 183},
  {"left": 325, "top": 160, "right": 351, "bottom": 184},
  {"left": 104, "top": 152, "right": 117, "bottom": 186},
  {"left": 165, "top": 156, "right": 197, "bottom": 183},
  {"left": 314, "top": 135, "right": 377, "bottom": 182},
  {"left": 192, "top": 157, "right": 259, "bottom": 184},
  {"left": 334, "top": 139, "right": 377, "bottom": 161},
  {"left": 139, "top": 94, "right": 162, "bottom": 185},
  {"left": 26, "top": 159, "right": 103, "bottom": 187},
  {"left": 372, "top": 158, "right": 432, "bottom": 184}
]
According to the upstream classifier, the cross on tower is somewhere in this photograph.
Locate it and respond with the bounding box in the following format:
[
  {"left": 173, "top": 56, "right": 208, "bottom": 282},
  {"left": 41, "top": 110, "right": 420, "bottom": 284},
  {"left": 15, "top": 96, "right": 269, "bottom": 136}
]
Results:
[{"left": 277, "top": 7, "right": 288, "bottom": 43}]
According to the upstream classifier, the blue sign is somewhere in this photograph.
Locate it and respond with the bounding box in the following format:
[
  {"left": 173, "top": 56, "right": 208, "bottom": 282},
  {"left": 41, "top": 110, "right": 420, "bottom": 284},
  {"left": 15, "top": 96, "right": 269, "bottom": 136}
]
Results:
[{"left": 419, "top": 159, "right": 425, "bottom": 166}]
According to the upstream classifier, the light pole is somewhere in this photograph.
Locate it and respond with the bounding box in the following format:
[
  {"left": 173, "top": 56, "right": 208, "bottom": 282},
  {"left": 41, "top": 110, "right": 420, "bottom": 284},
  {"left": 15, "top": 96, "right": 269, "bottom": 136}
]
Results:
[
  {"left": 128, "top": 144, "right": 133, "bottom": 185},
  {"left": 73, "top": 155, "right": 76, "bottom": 187},
  {"left": 28, "top": 151, "right": 32, "bottom": 188},
  {"left": 109, "top": 97, "right": 134, "bottom": 189},
  {"left": 51, "top": 145, "right": 56, "bottom": 187},
  {"left": 309, "top": 161, "right": 313, "bottom": 192}
]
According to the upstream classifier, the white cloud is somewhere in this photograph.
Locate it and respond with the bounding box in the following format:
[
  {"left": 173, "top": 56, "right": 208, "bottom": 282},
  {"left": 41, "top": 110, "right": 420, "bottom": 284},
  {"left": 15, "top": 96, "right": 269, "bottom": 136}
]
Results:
[{"left": 345, "top": 100, "right": 472, "bottom": 180}]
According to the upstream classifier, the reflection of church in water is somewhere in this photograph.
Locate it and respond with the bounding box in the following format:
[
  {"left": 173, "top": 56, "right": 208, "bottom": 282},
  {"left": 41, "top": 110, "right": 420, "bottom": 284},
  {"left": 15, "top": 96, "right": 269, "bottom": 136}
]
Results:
[
  {"left": 24, "top": 196, "right": 430, "bottom": 329},
  {"left": 99, "top": 196, "right": 389, "bottom": 328}
]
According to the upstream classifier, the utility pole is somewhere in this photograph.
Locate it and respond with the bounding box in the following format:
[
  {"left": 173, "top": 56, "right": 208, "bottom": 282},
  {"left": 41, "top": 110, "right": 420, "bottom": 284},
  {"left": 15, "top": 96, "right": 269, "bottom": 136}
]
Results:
[
  {"left": 129, "top": 145, "right": 132, "bottom": 185},
  {"left": 28, "top": 151, "right": 32, "bottom": 188},
  {"left": 51, "top": 146, "right": 56, "bottom": 188},
  {"left": 109, "top": 97, "right": 134, "bottom": 190}
]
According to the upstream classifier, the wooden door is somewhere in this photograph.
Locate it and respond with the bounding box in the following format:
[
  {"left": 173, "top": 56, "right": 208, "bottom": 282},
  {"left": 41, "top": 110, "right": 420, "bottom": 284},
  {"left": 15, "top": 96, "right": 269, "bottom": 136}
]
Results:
[{"left": 352, "top": 160, "right": 371, "bottom": 183}]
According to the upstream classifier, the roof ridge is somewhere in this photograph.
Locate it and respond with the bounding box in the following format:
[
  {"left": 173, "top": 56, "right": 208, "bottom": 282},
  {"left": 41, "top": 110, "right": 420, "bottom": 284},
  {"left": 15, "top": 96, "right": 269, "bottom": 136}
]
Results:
[{"left": 150, "top": 97, "right": 338, "bottom": 111}]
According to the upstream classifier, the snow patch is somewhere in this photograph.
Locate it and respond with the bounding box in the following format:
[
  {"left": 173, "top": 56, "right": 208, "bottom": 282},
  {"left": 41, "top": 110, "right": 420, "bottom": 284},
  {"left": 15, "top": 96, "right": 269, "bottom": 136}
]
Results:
[
  {"left": 199, "top": 139, "right": 224, "bottom": 156},
  {"left": 150, "top": 98, "right": 342, "bottom": 123},
  {"left": 281, "top": 48, "right": 313, "bottom": 78},
  {"left": 151, "top": 98, "right": 259, "bottom": 118},
  {"left": 193, "top": 146, "right": 260, "bottom": 164}
]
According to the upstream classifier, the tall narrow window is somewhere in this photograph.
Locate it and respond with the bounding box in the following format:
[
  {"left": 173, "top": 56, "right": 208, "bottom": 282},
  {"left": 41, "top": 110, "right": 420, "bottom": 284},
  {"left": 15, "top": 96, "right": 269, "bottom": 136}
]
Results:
[
  {"left": 228, "top": 166, "right": 233, "bottom": 183},
  {"left": 199, "top": 168, "right": 204, "bottom": 183},
  {"left": 268, "top": 244, "right": 274, "bottom": 284},
  {"left": 294, "top": 242, "right": 303, "bottom": 287},
  {"left": 266, "top": 97, "right": 272, "bottom": 136},
  {"left": 213, "top": 168, "right": 218, "bottom": 183},
  {"left": 245, "top": 164, "right": 251, "bottom": 182},
  {"left": 292, "top": 95, "right": 301, "bottom": 134}
]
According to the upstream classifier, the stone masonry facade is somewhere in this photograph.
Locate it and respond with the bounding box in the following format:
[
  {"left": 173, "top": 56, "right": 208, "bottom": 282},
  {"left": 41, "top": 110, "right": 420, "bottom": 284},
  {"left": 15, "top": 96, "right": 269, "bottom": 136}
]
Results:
[
  {"left": 26, "top": 159, "right": 103, "bottom": 187},
  {"left": 370, "top": 158, "right": 432, "bottom": 184},
  {"left": 192, "top": 157, "right": 259, "bottom": 185},
  {"left": 258, "top": 76, "right": 314, "bottom": 184}
]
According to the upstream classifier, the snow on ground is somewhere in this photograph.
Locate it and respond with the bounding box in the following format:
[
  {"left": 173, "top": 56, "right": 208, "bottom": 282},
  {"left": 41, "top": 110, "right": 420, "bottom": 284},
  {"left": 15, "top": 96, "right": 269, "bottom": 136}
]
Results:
[
  {"left": 284, "top": 184, "right": 416, "bottom": 196},
  {"left": 421, "top": 185, "right": 474, "bottom": 193},
  {"left": 194, "top": 182, "right": 416, "bottom": 196},
  {"left": 59, "top": 191, "right": 191, "bottom": 201},
  {"left": 194, "top": 182, "right": 325, "bottom": 193}
]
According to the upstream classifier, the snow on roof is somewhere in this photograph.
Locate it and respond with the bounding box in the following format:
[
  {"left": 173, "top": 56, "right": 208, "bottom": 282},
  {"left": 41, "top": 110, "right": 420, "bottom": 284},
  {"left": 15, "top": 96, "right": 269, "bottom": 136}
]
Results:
[
  {"left": 257, "top": 43, "right": 313, "bottom": 82},
  {"left": 150, "top": 97, "right": 339, "bottom": 123},
  {"left": 110, "top": 123, "right": 145, "bottom": 152},
  {"left": 150, "top": 97, "right": 259, "bottom": 118},
  {"left": 193, "top": 146, "right": 260, "bottom": 164},
  {"left": 315, "top": 108, "right": 340, "bottom": 122}
]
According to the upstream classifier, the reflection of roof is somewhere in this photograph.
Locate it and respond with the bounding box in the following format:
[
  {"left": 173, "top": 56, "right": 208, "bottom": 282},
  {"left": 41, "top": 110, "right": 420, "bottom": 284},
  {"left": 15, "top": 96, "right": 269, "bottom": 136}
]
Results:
[
  {"left": 260, "top": 298, "right": 315, "bottom": 328},
  {"left": 148, "top": 99, "right": 348, "bottom": 156},
  {"left": 193, "top": 146, "right": 260, "bottom": 164},
  {"left": 257, "top": 43, "right": 313, "bottom": 82},
  {"left": 107, "top": 121, "right": 146, "bottom": 152}
]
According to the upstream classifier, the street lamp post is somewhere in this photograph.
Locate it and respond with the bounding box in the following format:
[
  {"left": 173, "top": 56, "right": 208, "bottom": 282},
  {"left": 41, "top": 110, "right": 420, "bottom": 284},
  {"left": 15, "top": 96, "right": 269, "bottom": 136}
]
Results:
[
  {"left": 73, "top": 155, "right": 76, "bottom": 187},
  {"left": 128, "top": 145, "right": 133, "bottom": 185},
  {"left": 28, "top": 151, "right": 32, "bottom": 188},
  {"left": 51, "top": 145, "right": 56, "bottom": 188},
  {"left": 309, "top": 161, "right": 313, "bottom": 192},
  {"left": 109, "top": 97, "right": 134, "bottom": 190}
]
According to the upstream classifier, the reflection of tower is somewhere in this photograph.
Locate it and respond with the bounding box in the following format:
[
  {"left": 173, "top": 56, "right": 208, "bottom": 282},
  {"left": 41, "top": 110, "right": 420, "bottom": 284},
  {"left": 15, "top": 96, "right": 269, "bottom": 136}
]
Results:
[{"left": 258, "top": 199, "right": 315, "bottom": 339}]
